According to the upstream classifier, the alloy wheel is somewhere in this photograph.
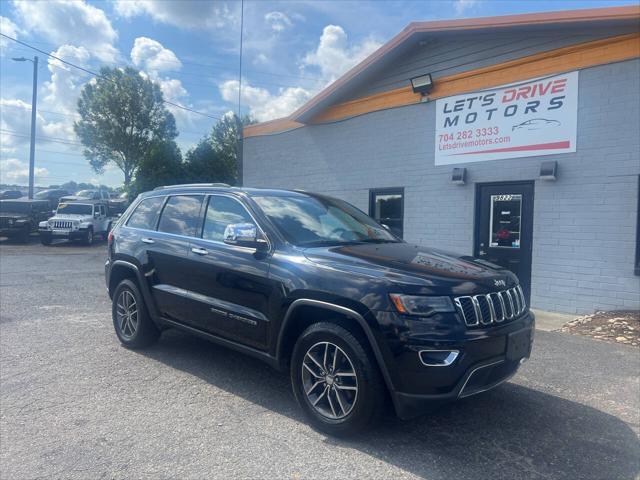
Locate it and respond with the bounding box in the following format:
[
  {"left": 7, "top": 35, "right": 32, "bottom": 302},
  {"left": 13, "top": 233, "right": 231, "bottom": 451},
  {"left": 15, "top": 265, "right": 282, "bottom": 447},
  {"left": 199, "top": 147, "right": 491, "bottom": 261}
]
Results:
[
  {"left": 301, "top": 341, "right": 358, "bottom": 420},
  {"left": 116, "top": 290, "right": 138, "bottom": 339}
]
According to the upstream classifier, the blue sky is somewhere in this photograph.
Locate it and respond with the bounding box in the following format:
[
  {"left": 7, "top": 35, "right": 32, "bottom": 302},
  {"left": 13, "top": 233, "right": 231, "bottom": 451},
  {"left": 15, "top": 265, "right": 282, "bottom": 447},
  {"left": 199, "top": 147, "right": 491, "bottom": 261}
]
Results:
[{"left": 0, "top": 0, "right": 633, "bottom": 187}]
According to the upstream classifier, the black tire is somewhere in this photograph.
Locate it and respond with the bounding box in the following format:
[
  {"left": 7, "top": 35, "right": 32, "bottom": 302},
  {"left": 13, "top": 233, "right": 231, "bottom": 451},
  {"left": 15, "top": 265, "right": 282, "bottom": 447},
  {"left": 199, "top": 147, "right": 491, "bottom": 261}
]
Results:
[
  {"left": 290, "top": 322, "right": 385, "bottom": 436},
  {"left": 112, "top": 279, "right": 160, "bottom": 349},
  {"left": 83, "top": 227, "right": 94, "bottom": 245},
  {"left": 40, "top": 235, "right": 53, "bottom": 245}
]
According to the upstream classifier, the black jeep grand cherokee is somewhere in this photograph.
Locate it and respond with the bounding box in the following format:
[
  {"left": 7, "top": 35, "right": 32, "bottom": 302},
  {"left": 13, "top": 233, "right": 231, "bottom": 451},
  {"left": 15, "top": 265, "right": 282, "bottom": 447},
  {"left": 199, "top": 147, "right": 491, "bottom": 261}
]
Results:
[{"left": 105, "top": 184, "right": 534, "bottom": 435}]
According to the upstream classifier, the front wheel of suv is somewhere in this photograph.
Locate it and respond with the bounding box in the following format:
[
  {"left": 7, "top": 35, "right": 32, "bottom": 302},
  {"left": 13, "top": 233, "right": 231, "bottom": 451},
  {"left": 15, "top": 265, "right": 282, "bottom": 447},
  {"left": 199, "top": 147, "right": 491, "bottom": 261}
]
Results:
[
  {"left": 112, "top": 279, "right": 160, "bottom": 349},
  {"left": 290, "top": 322, "right": 385, "bottom": 436}
]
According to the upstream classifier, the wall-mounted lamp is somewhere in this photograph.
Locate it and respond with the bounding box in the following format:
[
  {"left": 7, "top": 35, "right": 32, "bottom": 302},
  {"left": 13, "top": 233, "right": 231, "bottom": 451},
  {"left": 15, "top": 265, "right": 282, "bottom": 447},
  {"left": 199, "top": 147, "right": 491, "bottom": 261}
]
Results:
[
  {"left": 410, "top": 73, "right": 434, "bottom": 96},
  {"left": 539, "top": 161, "right": 558, "bottom": 181},
  {"left": 451, "top": 167, "right": 466, "bottom": 185}
]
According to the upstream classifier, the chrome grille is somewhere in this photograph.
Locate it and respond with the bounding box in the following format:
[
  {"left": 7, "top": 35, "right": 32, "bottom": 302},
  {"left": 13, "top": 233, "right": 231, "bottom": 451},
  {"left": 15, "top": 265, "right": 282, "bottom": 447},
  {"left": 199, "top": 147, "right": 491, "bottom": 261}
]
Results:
[
  {"left": 455, "top": 286, "right": 526, "bottom": 327},
  {"left": 52, "top": 220, "right": 73, "bottom": 229}
]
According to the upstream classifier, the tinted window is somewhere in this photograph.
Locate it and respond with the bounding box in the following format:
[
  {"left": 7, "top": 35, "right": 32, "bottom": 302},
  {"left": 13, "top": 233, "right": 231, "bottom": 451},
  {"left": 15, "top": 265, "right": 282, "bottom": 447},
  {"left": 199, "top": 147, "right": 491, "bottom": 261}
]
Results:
[
  {"left": 202, "top": 196, "right": 253, "bottom": 242},
  {"left": 369, "top": 188, "right": 404, "bottom": 239},
  {"left": 254, "top": 194, "right": 397, "bottom": 246},
  {"left": 157, "top": 195, "right": 204, "bottom": 237},
  {"left": 126, "top": 196, "right": 165, "bottom": 230}
]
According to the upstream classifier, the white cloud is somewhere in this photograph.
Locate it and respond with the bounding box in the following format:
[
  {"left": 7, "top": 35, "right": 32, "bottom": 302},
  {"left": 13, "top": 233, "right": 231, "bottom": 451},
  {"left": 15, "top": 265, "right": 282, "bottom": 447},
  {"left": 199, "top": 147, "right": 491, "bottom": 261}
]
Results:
[
  {"left": 12, "top": 0, "right": 118, "bottom": 62},
  {"left": 0, "top": 158, "right": 49, "bottom": 185},
  {"left": 131, "top": 37, "right": 181, "bottom": 74},
  {"left": 219, "top": 24, "right": 381, "bottom": 122},
  {"left": 253, "top": 53, "right": 269, "bottom": 66},
  {"left": 454, "top": 0, "right": 479, "bottom": 15},
  {"left": 43, "top": 45, "right": 91, "bottom": 116},
  {"left": 114, "top": 0, "right": 236, "bottom": 30},
  {"left": 264, "top": 11, "right": 292, "bottom": 33},
  {"left": 0, "top": 16, "right": 22, "bottom": 55},
  {"left": 132, "top": 40, "right": 195, "bottom": 131},
  {"left": 0, "top": 99, "right": 47, "bottom": 148},
  {"left": 219, "top": 79, "right": 312, "bottom": 122},
  {"left": 303, "top": 25, "right": 381, "bottom": 84}
]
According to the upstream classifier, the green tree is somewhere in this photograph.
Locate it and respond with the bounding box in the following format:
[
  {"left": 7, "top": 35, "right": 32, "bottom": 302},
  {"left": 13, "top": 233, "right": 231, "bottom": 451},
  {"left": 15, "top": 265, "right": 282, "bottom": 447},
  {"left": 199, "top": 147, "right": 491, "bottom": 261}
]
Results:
[
  {"left": 74, "top": 67, "right": 178, "bottom": 185},
  {"left": 184, "top": 114, "right": 254, "bottom": 185},
  {"left": 128, "top": 141, "right": 186, "bottom": 198}
]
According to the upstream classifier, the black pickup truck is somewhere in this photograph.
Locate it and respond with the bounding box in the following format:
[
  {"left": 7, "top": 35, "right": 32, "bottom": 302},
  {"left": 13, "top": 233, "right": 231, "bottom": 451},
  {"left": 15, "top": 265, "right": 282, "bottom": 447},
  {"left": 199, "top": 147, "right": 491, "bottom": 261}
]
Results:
[{"left": 0, "top": 199, "right": 52, "bottom": 242}]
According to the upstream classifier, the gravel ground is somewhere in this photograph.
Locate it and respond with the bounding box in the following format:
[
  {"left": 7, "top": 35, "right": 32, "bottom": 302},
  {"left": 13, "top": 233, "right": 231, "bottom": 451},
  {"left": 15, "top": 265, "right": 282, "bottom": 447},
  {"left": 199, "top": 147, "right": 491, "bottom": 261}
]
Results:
[
  {"left": 1, "top": 237, "right": 639, "bottom": 479},
  {"left": 558, "top": 311, "right": 640, "bottom": 347}
]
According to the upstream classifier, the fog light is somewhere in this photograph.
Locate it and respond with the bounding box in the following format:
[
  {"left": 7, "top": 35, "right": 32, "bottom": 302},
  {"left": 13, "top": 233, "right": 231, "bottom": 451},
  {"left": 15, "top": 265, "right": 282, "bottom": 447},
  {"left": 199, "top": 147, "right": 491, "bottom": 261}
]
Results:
[{"left": 419, "top": 350, "right": 459, "bottom": 367}]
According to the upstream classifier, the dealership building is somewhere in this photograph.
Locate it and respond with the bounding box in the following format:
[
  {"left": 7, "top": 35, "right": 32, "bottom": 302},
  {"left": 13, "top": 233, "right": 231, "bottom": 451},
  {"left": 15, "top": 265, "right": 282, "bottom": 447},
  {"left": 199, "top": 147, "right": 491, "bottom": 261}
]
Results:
[{"left": 243, "top": 6, "right": 640, "bottom": 314}]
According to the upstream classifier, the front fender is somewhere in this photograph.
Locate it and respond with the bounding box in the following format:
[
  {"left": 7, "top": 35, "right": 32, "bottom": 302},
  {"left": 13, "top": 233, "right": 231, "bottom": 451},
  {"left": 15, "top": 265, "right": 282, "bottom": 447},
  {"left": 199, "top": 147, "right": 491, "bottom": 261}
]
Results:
[{"left": 275, "top": 298, "right": 397, "bottom": 404}]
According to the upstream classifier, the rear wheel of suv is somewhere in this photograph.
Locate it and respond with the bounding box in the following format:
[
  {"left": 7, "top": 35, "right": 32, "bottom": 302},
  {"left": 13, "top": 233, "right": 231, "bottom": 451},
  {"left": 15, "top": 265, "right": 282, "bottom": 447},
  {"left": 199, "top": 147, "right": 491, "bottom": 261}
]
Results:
[
  {"left": 112, "top": 279, "right": 160, "bottom": 349},
  {"left": 290, "top": 322, "right": 385, "bottom": 436}
]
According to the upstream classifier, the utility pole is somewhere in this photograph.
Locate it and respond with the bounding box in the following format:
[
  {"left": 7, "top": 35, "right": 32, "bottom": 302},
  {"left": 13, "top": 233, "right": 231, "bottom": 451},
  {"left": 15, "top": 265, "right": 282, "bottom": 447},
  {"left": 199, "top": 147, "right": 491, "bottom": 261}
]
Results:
[
  {"left": 237, "top": 0, "right": 244, "bottom": 186},
  {"left": 12, "top": 55, "right": 38, "bottom": 198}
]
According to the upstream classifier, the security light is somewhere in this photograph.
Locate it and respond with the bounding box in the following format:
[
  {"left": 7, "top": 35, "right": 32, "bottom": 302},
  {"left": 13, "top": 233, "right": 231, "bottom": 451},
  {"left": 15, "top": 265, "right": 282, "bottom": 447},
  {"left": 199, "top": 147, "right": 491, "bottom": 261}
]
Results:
[
  {"left": 410, "top": 73, "right": 434, "bottom": 95},
  {"left": 11, "top": 57, "right": 28, "bottom": 62}
]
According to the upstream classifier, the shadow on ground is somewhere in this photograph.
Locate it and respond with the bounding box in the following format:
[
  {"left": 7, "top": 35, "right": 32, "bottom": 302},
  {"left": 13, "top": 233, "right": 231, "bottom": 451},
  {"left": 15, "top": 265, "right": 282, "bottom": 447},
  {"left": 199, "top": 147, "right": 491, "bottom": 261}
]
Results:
[{"left": 139, "top": 329, "right": 640, "bottom": 480}]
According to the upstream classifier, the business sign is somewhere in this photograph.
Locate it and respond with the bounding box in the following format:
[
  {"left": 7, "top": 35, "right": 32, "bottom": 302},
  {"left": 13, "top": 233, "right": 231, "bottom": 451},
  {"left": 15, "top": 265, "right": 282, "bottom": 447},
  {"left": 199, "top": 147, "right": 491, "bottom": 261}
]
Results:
[{"left": 435, "top": 71, "right": 578, "bottom": 165}]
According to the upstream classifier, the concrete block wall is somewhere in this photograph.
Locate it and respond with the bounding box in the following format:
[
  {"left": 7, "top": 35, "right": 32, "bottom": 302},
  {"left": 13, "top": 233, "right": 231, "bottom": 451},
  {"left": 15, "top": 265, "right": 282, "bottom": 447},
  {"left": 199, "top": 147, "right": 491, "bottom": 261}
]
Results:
[{"left": 244, "top": 60, "right": 640, "bottom": 314}]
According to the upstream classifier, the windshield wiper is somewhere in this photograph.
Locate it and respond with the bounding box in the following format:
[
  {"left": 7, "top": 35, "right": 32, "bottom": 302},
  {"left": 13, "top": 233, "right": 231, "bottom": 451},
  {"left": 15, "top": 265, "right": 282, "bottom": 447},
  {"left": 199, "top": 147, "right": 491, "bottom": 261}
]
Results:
[{"left": 358, "top": 238, "right": 400, "bottom": 244}]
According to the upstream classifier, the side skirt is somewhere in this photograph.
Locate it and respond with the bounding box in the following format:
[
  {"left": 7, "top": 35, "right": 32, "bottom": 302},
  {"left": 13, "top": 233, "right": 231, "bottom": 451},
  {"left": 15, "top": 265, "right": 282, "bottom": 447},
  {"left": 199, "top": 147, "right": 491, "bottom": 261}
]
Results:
[{"left": 156, "top": 316, "right": 281, "bottom": 370}]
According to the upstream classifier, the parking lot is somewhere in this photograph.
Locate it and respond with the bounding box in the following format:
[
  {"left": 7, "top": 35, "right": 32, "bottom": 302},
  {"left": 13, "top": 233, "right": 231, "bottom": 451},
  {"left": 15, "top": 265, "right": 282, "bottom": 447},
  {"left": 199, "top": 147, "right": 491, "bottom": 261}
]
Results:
[{"left": 0, "top": 237, "right": 638, "bottom": 479}]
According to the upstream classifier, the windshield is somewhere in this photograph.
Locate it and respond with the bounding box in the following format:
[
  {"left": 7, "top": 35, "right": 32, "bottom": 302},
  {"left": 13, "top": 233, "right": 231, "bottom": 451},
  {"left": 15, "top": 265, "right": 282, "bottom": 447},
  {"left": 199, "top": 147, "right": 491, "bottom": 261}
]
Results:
[
  {"left": 253, "top": 194, "right": 399, "bottom": 247},
  {"left": 57, "top": 203, "right": 93, "bottom": 215},
  {"left": 0, "top": 202, "right": 31, "bottom": 213},
  {"left": 75, "top": 190, "right": 95, "bottom": 198}
]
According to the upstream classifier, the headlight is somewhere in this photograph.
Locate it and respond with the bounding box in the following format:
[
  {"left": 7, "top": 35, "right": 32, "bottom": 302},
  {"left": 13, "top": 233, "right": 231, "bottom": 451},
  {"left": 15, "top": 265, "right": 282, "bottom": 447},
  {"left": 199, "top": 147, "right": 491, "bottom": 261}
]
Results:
[{"left": 389, "top": 294, "right": 455, "bottom": 316}]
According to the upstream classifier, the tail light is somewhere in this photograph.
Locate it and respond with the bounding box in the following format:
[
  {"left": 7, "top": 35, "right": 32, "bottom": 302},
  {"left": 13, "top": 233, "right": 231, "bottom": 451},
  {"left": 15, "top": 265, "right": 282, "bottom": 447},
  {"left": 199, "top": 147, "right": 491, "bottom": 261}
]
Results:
[{"left": 107, "top": 230, "right": 114, "bottom": 247}]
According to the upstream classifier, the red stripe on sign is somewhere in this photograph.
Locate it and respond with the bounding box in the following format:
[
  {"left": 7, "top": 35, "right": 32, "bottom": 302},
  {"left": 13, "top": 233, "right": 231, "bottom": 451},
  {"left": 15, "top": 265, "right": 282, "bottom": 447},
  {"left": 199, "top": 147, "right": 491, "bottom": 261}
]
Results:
[{"left": 452, "top": 140, "right": 571, "bottom": 155}]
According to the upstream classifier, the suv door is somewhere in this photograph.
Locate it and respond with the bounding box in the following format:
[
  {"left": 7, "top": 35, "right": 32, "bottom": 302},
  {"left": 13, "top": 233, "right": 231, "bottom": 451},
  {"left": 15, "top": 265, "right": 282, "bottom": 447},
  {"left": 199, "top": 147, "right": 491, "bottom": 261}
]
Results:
[
  {"left": 183, "top": 194, "right": 274, "bottom": 350},
  {"left": 148, "top": 194, "right": 205, "bottom": 322}
]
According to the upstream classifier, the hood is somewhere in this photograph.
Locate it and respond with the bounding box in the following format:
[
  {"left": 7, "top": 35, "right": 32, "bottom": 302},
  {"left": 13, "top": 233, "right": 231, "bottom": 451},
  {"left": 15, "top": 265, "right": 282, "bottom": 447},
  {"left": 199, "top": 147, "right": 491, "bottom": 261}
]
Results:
[
  {"left": 302, "top": 242, "right": 517, "bottom": 296},
  {"left": 51, "top": 213, "right": 92, "bottom": 222}
]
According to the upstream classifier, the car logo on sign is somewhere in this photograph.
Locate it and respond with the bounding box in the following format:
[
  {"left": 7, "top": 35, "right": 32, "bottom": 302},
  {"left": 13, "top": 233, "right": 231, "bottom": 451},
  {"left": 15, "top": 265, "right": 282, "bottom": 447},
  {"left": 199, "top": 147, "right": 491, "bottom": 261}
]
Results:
[{"left": 494, "top": 279, "right": 506, "bottom": 287}]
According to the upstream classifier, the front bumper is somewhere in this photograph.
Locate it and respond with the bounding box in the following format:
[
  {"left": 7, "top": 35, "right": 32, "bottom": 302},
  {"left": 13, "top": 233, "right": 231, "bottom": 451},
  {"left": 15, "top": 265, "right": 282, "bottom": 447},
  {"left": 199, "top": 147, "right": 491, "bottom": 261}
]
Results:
[
  {"left": 0, "top": 226, "right": 24, "bottom": 236},
  {"left": 39, "top": 228, "right": 87, "bottom": 240},
  {"left": 373, "top": 310, "right": 535, "bottom": 419}
]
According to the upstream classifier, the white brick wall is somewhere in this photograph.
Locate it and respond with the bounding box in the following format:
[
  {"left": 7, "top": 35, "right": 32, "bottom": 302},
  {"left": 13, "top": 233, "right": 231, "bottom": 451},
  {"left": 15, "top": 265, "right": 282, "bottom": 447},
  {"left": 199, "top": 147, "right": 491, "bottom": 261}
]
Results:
[{"left": 244, "top": 60, "right": 640, "bottom": 314}]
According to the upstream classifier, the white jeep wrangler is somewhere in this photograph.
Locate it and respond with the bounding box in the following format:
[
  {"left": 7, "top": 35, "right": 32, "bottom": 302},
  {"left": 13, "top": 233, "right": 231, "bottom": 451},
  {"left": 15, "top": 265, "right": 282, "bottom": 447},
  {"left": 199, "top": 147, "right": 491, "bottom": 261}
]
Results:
[{"left": 39, "top": 201, "right": 112, "bottom": 245}]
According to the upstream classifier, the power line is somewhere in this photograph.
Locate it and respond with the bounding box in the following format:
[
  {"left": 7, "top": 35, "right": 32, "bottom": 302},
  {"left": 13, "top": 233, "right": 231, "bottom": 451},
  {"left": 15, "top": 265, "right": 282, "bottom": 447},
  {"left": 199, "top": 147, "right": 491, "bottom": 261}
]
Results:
[
  {"left": 0, "top": 129, "right": 85, "bottom": 147},
  {"left": 8, "top": 35, "right": 319, "bottom": 82},
  {"left": 0, "top": 33, "right": 222, "bottom": 121}
]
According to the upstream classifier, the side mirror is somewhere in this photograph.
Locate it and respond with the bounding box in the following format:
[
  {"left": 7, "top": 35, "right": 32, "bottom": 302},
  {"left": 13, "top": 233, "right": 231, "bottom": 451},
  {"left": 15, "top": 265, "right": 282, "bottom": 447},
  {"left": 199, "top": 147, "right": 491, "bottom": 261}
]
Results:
[
  {"left": 224, "top": 223, "right": 263, "bottom": 249},
  {"left": 94, "top": 212, "right": 100, "bottom": 218}
]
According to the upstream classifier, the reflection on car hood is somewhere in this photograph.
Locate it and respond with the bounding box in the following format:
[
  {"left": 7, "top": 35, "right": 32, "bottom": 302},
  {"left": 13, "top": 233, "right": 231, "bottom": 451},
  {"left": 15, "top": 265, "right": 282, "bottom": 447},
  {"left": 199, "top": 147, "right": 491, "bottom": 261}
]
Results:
[
  {"left": 51, "top": 214, "right": 92, "bottom": 221},
  {"left": 302, "top": 242, "right": 517, "bottom": 295}
]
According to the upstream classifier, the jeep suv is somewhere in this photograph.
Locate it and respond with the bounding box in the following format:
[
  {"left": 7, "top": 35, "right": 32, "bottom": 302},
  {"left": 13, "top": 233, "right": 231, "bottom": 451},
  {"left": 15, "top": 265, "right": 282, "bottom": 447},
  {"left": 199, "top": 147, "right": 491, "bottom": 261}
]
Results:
[
  {"left": 40, "top": 201, "right": 111, "bottom": 245},
  {"left": 105, "top": 184, "right": 534, "bottom": 435}
]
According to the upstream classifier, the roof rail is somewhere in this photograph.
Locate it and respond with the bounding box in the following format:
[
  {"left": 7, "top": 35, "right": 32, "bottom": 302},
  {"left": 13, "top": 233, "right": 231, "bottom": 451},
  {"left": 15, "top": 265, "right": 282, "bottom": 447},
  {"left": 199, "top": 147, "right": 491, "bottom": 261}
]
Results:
[{"left": 153, "top": 183, "right": 231, "bottom": 191}]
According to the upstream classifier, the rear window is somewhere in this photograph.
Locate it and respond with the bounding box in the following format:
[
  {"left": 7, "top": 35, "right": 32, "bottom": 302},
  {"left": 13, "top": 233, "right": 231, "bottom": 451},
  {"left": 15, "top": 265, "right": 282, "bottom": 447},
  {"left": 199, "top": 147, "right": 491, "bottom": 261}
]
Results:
[
  {"left": 126, "top": 196, "right": 165, "bottom": 230},
  {"left": 57, "top": 203, "right": 93, "bottom": 215},
  {"left": 157, "top": 195, "right": 204, "bottom": 237}
]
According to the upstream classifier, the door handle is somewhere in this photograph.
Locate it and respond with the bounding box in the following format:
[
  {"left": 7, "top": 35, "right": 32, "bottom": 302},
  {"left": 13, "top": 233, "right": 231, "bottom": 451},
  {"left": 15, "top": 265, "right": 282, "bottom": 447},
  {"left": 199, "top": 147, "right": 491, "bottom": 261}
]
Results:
[
  {"left": 141, "top": 237, "right": 155, "bottom": 244},
  {"left": 191, "top": 247, "right": 208, "bottom": 255}
]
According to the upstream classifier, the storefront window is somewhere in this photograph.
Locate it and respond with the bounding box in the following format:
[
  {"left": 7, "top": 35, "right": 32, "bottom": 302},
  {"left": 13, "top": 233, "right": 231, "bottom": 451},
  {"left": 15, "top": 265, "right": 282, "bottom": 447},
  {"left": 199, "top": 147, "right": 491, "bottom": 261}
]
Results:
[
  {"left": 369, "top": 188, "right": 404, "bottom": 239},
  {"left": 489, "top": 194, "right": 522, "bottom": 249}
]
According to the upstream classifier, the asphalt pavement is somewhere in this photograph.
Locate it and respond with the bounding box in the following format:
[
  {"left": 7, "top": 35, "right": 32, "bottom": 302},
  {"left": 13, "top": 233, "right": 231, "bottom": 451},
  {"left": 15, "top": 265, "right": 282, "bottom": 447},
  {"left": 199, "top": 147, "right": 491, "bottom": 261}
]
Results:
[{"left": 1, "top": 236, "right": 638, "bottom": 479}]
